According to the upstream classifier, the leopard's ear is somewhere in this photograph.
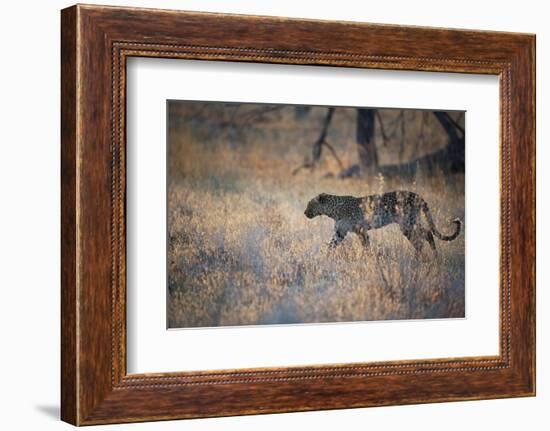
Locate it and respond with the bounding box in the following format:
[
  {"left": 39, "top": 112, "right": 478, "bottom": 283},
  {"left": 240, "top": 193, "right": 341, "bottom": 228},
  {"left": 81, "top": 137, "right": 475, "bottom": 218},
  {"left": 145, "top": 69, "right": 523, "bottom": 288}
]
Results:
[{"left": 318, "top": 193, "right": 328, "bottom": 203}]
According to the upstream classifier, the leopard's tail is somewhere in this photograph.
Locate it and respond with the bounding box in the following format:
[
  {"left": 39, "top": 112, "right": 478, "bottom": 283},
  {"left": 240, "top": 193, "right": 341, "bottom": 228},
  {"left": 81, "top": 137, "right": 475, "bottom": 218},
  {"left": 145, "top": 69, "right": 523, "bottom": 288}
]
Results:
[{"left": 421, "top": 202, "right": 461, "bottom": 241}]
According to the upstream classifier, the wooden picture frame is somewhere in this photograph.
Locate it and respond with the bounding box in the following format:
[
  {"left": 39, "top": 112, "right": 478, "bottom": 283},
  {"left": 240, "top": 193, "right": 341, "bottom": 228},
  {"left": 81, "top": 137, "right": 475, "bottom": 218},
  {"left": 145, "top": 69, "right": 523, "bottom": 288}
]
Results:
[{"left": 61, "top": 4, "right": 535, "bottom": 425}]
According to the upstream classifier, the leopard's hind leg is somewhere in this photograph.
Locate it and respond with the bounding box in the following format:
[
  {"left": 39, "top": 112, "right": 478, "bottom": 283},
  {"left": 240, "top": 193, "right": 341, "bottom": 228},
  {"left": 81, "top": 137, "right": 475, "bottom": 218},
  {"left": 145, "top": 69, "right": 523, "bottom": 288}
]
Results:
[
  {"left": 419, "top": 226, "right": 437, "bottom": 255},
  {"left": 401, "top": 226, "right": 424, "bottom": 256}
]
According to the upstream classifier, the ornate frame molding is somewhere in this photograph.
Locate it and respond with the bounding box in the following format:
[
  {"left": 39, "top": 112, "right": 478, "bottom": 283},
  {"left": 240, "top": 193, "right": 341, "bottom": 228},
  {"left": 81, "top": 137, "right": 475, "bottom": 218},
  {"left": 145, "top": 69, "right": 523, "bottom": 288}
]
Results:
[{"left": 61, "top": 5, "right": 535, "bottom": 425}]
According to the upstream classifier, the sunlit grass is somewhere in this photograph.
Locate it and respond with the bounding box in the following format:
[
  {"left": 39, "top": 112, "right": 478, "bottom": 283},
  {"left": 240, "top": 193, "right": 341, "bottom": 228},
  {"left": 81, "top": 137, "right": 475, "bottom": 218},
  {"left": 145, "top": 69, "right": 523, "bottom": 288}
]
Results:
[{"left": 167, "top": 132, "right": 465, "bottom": 328}]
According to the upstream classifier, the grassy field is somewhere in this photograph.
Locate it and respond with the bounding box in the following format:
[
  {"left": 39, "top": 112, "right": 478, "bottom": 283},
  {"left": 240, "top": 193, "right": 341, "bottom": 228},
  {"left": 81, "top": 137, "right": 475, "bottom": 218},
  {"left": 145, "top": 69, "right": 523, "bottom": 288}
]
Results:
[{"left": 167, "top": 104, "right": 465, "bottom": 328}]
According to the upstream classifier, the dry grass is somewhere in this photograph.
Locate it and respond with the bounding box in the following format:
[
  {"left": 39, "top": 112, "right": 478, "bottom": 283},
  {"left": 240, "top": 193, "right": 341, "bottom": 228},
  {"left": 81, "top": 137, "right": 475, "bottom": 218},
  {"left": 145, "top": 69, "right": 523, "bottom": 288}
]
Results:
[{"left": 167, "top": 125, "right": 465, "bottom": 328}]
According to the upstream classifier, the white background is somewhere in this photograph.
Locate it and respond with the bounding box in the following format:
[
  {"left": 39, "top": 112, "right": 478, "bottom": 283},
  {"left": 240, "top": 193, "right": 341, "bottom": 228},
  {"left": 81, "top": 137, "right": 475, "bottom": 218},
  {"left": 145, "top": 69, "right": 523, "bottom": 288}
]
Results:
[
  {"left": 0, "top": 0, "right": 547, "bottom": 430},
  {"left": 127, "top": 59, "right": 499, "bottom": 373}
]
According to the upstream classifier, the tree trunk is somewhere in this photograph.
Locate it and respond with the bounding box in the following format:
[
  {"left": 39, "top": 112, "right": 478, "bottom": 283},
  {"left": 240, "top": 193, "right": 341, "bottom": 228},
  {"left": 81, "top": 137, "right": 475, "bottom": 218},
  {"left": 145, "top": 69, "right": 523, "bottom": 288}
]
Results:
[
  {"left": 356, "top": 108, "right": 378, "bottom": 175},
  {"left": 433, "top": 111, "right": 465, "bottom": 173}
]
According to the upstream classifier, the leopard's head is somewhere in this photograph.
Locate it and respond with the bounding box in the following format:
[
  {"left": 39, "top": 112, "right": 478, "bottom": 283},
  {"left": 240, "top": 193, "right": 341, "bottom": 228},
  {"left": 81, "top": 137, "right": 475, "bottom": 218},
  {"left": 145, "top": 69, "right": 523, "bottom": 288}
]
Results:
[{"left": 304, "top": 193, "right": 331, "bottom": 219}]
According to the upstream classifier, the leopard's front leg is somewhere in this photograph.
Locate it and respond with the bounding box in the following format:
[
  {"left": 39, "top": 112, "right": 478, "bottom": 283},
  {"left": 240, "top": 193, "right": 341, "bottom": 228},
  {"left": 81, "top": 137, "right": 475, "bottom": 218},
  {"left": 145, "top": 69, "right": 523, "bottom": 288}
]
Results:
[
  {"left": 328, "top": 230, "right": 346, "bottom": 248},
  {"left": 328, "top": 220, "right": 351, "bottom": 249},
  {"left": 354, "top": 222, "right": 371, "bottom": 249}
]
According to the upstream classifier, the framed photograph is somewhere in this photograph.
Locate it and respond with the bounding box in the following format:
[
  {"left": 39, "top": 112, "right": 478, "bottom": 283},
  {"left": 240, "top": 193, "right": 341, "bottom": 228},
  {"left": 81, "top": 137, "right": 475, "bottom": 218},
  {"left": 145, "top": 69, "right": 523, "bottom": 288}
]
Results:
[{"left": 61, "top": 4, "right": 535, "bottom": 425}]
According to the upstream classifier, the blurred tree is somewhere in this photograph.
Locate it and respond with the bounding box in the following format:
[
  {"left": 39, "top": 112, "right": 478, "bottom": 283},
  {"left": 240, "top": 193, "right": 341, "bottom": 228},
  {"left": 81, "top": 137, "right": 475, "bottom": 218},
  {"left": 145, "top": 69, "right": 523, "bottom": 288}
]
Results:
[
  {"left": 356, "top": 108, "right": 379, "bottom": 175},
  {"left": 292, "top": 107, "right": 344, "bottom": 175},
  {"left": 300, "top": 107, "right": 465, "bottom": 178},
  {"left": 432, "top": 111, "right": 465, "bottom": 172},
  {"left": 177, "top": 101, "right": 466, "bottom": 178},
  {"left": 294, "top": 105, "right": 311, "bottom": 120}
]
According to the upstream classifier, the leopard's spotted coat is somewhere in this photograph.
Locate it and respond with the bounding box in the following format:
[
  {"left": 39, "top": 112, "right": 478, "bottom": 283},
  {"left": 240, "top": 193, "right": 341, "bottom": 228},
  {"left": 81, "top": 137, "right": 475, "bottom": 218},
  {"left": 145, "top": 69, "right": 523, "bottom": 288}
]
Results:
[{"left": 304, "top": 191, "right": 461, "bottom": 254}]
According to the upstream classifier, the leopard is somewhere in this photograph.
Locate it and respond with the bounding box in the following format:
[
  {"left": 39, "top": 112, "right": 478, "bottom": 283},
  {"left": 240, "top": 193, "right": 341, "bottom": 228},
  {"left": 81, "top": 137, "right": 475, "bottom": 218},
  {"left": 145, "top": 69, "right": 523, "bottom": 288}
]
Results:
[{"left": 304, "top": 190, "right": 461, "bottom": 255}]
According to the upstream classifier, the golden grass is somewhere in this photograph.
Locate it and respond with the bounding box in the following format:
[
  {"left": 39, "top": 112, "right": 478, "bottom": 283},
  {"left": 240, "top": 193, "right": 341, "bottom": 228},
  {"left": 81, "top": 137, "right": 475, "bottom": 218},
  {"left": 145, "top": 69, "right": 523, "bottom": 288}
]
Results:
[{"left": 167, "top": 130, "right": 465, "bottom": 328}]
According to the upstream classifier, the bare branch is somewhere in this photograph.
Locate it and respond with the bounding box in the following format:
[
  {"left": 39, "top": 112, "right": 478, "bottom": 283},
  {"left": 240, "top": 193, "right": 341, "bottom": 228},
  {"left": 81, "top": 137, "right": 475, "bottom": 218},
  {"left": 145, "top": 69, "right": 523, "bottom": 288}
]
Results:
[
  {"left": 322, "top": 140, "right": 345, "bottom": 171},
  {"left": 238, "top": 105, "right": 286, "bottom": 126},
  {"left": 292, "top": 161, "right": 314, "bottom": 176},
  {"left": 375, "top": 110, "right": 390, "bottom": 146},
  {"left": 435, "top": 111, "right": 465, "bottom": 136},
  {"left": 312, "top": 107, "right": 335, "bottom": 162},
  {"left": 399, "top": 110, "right": 406, "bottom": 163},
  {"left": 293, "top": 107, "right": 336, "bottom": 175},
  {"left": 413, "top": 111, "right": 428, "bottom": 158}
]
